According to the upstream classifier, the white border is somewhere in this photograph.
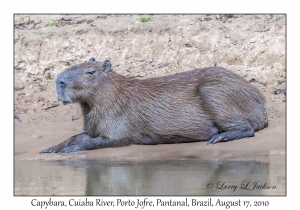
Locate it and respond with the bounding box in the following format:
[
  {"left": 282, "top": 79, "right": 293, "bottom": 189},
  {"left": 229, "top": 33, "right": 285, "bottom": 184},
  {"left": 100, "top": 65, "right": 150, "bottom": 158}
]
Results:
[{"left": 4, "top": 0, "right": 296, "bottom": 209}]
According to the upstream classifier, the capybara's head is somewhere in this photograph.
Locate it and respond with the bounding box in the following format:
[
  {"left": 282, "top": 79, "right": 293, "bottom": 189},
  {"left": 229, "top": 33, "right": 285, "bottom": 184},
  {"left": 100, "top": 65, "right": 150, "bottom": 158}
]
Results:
[{"left": 55, "top": 58, "right": 112, "bottom": 103}]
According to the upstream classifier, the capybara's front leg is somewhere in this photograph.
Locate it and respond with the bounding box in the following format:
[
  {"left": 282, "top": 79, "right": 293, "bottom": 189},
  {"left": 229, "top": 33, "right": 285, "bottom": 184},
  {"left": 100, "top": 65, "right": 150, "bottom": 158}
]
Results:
[
  {"left": 40, "top": 132, "right": 91, "bottom": 153},
  {"left": 58, "top": 138, "right": 132, "bottom": 153},
  {"left": 41, "top": 133, "right": 131, "bottom": 153}
]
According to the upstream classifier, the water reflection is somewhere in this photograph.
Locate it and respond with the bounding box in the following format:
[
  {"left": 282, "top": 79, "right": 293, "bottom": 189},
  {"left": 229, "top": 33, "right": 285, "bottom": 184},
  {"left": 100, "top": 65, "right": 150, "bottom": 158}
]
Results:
[{"left": 14, "top": 157, "right": 285, "bottom": 195}]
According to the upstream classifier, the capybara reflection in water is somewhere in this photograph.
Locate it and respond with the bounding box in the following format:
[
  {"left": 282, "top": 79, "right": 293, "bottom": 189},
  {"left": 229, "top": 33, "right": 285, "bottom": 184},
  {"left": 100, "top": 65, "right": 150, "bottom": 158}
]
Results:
[{"left": 41, "top": 58, "right": 267, "bottom": 153}]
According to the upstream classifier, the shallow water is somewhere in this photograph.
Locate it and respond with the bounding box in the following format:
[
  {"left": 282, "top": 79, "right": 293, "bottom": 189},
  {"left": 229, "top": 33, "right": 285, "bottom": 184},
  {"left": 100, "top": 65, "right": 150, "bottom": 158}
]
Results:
[{"left": 14, "top": 156, "right": 285, "bottom": 196}]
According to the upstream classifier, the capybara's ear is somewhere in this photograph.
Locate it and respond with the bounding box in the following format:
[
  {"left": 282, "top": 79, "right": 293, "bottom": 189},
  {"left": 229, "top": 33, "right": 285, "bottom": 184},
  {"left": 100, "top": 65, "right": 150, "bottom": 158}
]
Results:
[
  {"left": 89, "top": 57, "right": 96, "bottom": 62},
  {"left": 102, "top": 60, "right": 112, "bottom": 72}
]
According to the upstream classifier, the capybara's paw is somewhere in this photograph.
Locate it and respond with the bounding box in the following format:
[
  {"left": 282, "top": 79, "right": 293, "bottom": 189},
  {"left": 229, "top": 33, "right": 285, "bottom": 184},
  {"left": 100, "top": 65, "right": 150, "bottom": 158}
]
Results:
[
  {"left": 207, "top": 134, "right": 228, "bottom": 145},
  {"left": 59, "top": 145, "right": 85, "bottom": 153},
  {"left": 40, "top": 145, "right": 62, "bottom": 153}
]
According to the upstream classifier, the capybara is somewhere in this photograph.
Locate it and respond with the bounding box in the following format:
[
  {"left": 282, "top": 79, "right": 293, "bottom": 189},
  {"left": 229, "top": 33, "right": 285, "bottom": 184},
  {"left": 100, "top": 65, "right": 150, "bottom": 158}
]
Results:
[{"left": 41, "top": 58, "right": 268, "bottom": 153}]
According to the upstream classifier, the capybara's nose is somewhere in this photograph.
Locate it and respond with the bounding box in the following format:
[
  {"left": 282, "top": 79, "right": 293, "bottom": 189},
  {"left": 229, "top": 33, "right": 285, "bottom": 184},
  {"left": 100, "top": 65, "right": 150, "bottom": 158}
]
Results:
[{"left": 57, "top": 79, "right": 67, "bottom": 88}]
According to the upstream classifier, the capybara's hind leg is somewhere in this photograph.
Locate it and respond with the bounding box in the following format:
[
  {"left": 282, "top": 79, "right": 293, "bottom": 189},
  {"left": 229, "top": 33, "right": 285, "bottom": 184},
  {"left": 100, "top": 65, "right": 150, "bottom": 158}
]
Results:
[
  {"left": 207, "top": 123, "right": 254, "bottom": 144},
  {"left": 199, "top": 85, "right": 256, "bottom": 145}
]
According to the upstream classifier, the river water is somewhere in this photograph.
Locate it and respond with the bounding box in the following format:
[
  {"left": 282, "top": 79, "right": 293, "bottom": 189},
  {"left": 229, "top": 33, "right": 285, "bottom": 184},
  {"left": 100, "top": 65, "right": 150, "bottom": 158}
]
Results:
[{"left": 14, "top": 156, "right": 285, "bottom": 196}]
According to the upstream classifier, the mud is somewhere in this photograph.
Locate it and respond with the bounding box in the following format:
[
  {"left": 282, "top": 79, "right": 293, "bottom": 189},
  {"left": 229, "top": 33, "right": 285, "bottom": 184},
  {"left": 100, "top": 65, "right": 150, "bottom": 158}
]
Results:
[{"left": 14, "top": 14, "right": 286, "bottom": 195}]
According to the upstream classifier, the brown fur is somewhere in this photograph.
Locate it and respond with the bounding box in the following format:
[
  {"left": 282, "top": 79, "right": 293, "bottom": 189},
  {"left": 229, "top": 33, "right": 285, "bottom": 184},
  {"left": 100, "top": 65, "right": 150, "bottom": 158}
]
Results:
[{"left": 41, "top": 60, "right": 268, "bottom": 153}]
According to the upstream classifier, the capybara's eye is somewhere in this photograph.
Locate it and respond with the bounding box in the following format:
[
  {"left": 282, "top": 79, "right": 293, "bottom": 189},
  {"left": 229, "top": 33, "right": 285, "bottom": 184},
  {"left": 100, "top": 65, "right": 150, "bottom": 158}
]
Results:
[{"left": 85, "top": 70, "right": 96, "bottom": 75}]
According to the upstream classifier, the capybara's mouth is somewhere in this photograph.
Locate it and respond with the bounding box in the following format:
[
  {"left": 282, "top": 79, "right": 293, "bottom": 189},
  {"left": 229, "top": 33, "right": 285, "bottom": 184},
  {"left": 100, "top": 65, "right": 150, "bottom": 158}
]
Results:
[
  {"left": 57, "top": 96, "right": 71, "bottom": 105},
  {"left": 57, "top": 98, "right": 71, "bottom": 105}
]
